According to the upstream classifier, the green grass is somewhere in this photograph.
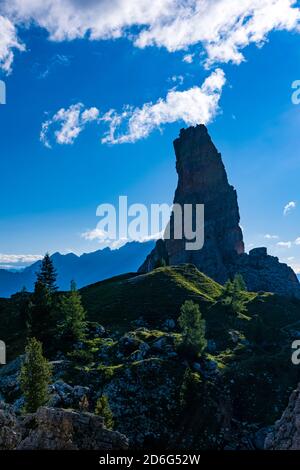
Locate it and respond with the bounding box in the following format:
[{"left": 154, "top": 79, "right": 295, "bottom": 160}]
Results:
[{"left": 80, "top": 264, "right": 222, "bottom": 330}]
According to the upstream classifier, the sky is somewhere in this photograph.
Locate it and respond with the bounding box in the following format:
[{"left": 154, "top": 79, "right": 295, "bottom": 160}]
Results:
[{"left": 1, "top": 0, "right": 300, "bottom": 272}]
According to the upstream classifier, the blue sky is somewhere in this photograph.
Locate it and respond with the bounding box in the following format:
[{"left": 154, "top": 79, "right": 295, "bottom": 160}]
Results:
[{"left": 1, "top": 1, "right": 300, "bottom": 272}]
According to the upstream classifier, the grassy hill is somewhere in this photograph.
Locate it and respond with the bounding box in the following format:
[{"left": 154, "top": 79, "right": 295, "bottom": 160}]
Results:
[
  {"left": 1, "top": 263, "right": 300, "bottom": 358},
  {"left": 1, "top": 263, "right": 300, "bottom": 448},
  {"left": 80, "top": 264, "right": 223, "bottom": 330}
]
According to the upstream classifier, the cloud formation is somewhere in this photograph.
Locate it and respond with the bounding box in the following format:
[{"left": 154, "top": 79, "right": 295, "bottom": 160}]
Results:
[
  {"left": 1, "top": 0, "right": 299, "bottom": 71},
  {"left": 102, "top": 68, "right": 226, "bottom": 144},
  {"left": 40, "top": 69, "right": 225, "bottom": 146},
  {"left": 0, "top": 253, "right": 42, "bottom": 265},
  {"left": 264, "top": 233, "right": 279, "bottom": 239},
  {"left": 283, "top": 200, "right": 296, "bottom": 215},
  {"left": 277, "top": 241, "right": 292, "bottom": 248},
  {"left": 40, "top": 103, "right": 100, "bottom": 148},
  {"left": 0, "top": 15, "right": 24, "bottom": 73}
]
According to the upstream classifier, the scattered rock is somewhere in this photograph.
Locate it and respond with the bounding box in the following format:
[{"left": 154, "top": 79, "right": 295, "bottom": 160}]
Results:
[
  {"left": 265, "top": 383, "right": 300, "bottom": 449},
  {"left": 0, "top": 406, "right": 128, "bottom": 450}
]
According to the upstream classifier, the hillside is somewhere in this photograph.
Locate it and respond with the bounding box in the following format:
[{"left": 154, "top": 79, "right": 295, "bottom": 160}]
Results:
[
  {"left": 80, "top": 264, "right": 223, "bottom": 329},
  {"left": 1, "top": 264, "right": 300, "bottom": 449}
]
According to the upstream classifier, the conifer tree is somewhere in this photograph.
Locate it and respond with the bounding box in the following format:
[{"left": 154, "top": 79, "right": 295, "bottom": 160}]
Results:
[
  {"left": 58, "top": 281, "right": 87, "bottom": 349},
  {"left": 20, "top": 337, "right": 52, "bottom": 413},
  {"left": 95, "top": 395, "right": 114, "bottom": 430},
  {"left": 27, "top": 254, "right": 58, "bottom": 352},
  {"left": 178, "top": 300, "right": 207, "bottom": 358},
  {"left": 233, "top": 273, "right": 247, "bottom": 292},
  {"left": 12, "top": 286, "right": 30, "bottom": 328},
  {"left": 37, "top": 253, "right": 57, "bottom": 293},
  {"left": 28, "top": 279, "right": 55, "bottom": 347},
  {"left": 180, "top": 367, "right": 202, "bottom": 410},
  {"left": 221, "top": 274, "right": 247, "bottom": 316}
]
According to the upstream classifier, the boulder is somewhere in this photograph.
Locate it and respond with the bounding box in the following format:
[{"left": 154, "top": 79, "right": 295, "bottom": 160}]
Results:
[
  {"left": 0, "top": 406, "right": 129, "bottom": 450},
  {"left": 265, "top": 383, "right": 300, "bottom": 449}
]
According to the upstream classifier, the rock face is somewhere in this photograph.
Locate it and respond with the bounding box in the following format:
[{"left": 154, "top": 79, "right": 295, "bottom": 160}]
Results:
[
  {"left": 139, "top": 125, "right": 300, "bottom": 298},
  {"left": 265, "top": 383, "right": 300, "bottom": 449},
  {"left": 0, "top": 405, "right": 128, "bottom": 450}
]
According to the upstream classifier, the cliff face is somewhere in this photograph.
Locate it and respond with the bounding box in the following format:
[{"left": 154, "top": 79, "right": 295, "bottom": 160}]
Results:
[
  {"left": 265, "top": 383, "right": 300, "bottom": 450},
  {"left": 0, "top": 406, "right": 129, "bottom": 450},
  {"left": 139, "top": 125, "right": 300, "bottom": 298}
]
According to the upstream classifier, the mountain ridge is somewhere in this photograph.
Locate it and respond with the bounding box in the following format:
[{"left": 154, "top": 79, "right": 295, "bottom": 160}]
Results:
[{"left": 0, "top": 241, "right": 155, "bottom": 298}]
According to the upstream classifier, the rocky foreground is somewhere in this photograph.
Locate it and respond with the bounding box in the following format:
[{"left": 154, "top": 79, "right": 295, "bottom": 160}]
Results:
[
  {"left": 265, "top": 383, "right": 300, "bottom": 450},
  {"left": 0, "top": 405, "right": 128, "bottom": 450}
]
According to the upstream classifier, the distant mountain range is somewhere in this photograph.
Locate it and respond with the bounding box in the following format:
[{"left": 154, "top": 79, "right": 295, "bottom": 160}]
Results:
[{"left": 0, "top": 241, "right": 155, "bottom": 298}]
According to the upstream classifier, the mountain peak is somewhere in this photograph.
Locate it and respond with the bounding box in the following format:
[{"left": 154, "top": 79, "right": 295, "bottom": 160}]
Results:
[{"left": 140, "top": 126, "right": 300, "bottom": 298}]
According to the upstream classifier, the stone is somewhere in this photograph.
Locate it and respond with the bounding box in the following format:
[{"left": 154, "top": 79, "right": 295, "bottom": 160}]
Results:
[
  {"left": 0, "top": 406, "right": 128, "bottom": 450},
  {"left": 0, "top": 403, "right": 21, "bottom": 450},
  {"left": 139, "top": 125, "right": 300, "bottom": 299},
  {"left": 265, "top": 383, "right": 300, "bottom": 449},
  {"left": 192, "top": 362, "right": 202, "bottom": 373},
  {"left": 162, "top": 319, "right": 176, "bottom": 330}
]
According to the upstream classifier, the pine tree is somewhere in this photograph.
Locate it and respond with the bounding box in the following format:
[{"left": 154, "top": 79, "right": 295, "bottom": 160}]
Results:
[
  {"left": 37, "top": 253, "right": 57, "bottom": 293},
  {"left": 28, "top": 279, "right": 55, "bottom": 349},
  {"left": 95, "top": 395, "right": 114, "bottom": 430},
  {"left": 233, "top": 273, "right": 247, "bottom": 292},
  {"left": 180, "top": 367, "right": 201, "bottom": 410},
  {"left": 178, "top": 300, "right": 207, "bottom": 358},
  {"left": 221, "top": 274, "right": 247, "bottom": 316},
  {"left": 20, "top": 337, "right": 52, "bottom": 413},
  {"left": 27, "top": 254, "right": 58, "bottom": 353},
  {"left": 223, "top": 279, "right": 234, "bottom": 298},
  {"left": 11, "top": 286, "right": 31, "bottom": 328},
  {"left": 58, "top": 281, "right": 87, "bottom": 349}
]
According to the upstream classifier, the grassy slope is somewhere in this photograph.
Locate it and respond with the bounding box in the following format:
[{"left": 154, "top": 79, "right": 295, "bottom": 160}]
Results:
[
  {"left": 1, "top": 263, "right": 300, "bottom": 442},
  {"left": 80, "top": 264, "right": 222, "bottom": 329},
  {"left": 2, "top": 264, "right": 300, "bottom": 359},
  {"left": 80, "top": 264, "right": 300, "bottom": 427}
]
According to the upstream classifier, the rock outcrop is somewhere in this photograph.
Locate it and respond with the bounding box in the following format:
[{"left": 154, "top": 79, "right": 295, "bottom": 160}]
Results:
[
  {"left": 139, "top": 125, "right": 300, "bottom": 298},
  {"left": 265, "top": 383, "right": 300, "bottom": 449},
  {"left": 0, "top": 405, "right": 128, "bottom": 450}
]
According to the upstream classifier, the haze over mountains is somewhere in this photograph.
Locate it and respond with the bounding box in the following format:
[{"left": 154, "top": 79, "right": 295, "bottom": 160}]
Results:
[{"left": 0, "top": 241, "right": 155, "bottom": 298}]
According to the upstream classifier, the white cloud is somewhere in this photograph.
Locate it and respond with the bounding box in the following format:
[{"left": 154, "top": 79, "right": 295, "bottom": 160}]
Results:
[
  {"left": 295, "top": 237, "right": 300, "bottom": 245},
  {"left": 264, "top": 233, "right": 279, "bottom": 239},
  {"left": 81, "top": 227, "right": 162, "bottom": 250},
  {"left": 1, "top": 1, "right": 299, "bottom": 70},
  {"left": 168, "top": 75, "right": 184, "bottom": 85},
  {"left": 101, "top": 68, "right": 226, "bottom": 144},
  {"left": 81, "top": 228, "right": 107, "bottom": 242},
  {"left": 183, "top": 53, "right": 194, "bottom": 64},
  {"left": 0, "top": 253, "right": 42, "bottom": 265},
  {"left": 0, "top": 15, "right": 24, "bottom": 73},
  {"left": 283, "top": 200, "right": 296, "bottom": 215},
  {"left": 277, "top": 241, "right": 292, "bottom": 248},
  {"left": 40, "top": 103, "right": 100, "bottom": 147}
]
